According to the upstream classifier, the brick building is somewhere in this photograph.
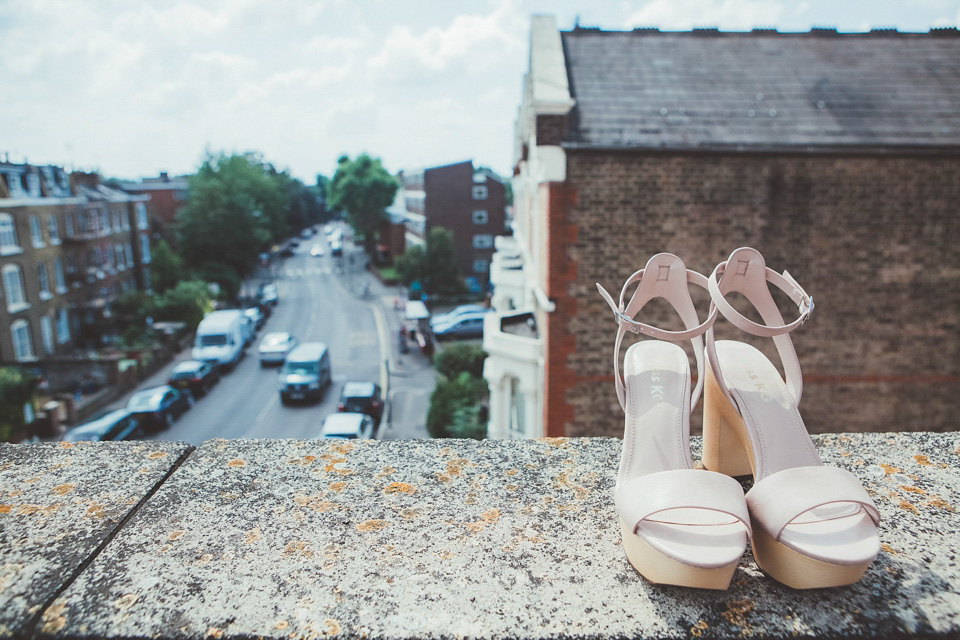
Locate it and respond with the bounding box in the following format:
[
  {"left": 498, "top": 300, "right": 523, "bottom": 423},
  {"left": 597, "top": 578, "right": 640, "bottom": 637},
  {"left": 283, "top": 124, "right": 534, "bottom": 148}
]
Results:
[
  {"left": 399, "top": 161, "right": 507, "bottom": 292},
  {"left": 484, "top": 17, "right": 960, "bottom": 438},
  {"left": 118, "top": 172, "right": 188, "bottom": 232},
  {"left": 0, "top": 162, "right": 151, "bottom": 361}
]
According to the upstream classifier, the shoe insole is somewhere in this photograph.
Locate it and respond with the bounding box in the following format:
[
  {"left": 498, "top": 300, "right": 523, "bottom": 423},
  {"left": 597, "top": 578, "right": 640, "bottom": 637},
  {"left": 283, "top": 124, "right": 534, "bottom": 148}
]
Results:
[{"left": 714, "top": 340, "right": 879, "bottom": 564}]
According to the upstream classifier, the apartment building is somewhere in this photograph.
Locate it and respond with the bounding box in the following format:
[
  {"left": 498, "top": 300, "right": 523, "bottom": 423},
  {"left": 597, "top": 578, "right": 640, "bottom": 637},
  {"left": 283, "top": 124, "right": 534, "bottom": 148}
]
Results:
[
  {"left": 0, "top": 163, "right": 151, "bottom": 361},
  {"left": 399, "top": 161, "right": 507, "bottom": 292}
]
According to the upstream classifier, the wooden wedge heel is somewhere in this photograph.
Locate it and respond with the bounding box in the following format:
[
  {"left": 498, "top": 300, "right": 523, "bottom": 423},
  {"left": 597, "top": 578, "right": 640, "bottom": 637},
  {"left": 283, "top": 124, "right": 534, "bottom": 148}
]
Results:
[
  {"left": 598, "top": 253, "right": 751, "bottom": 590},
  {"left": 702, "top": 247, "right": 881, "bottom": 589}
]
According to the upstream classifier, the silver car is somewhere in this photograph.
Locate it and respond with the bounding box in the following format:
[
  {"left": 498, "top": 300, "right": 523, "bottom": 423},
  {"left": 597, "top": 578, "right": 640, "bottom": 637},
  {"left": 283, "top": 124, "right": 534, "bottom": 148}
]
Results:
[{"left": 258, "top": 331, "right": 297, "bottom": 366}]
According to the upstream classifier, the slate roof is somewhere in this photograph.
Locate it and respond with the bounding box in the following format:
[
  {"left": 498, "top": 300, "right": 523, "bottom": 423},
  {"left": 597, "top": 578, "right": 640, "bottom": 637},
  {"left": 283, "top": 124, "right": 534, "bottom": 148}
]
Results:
[{"left": 560, "top": 29, "right": 960, "bottom": 150}]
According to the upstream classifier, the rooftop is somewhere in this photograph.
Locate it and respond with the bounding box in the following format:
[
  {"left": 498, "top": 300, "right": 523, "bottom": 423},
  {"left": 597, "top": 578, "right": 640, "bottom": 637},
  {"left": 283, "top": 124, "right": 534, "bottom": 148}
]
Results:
[{"left": 560, "top": 26, "right": 960, "bottom": 150}]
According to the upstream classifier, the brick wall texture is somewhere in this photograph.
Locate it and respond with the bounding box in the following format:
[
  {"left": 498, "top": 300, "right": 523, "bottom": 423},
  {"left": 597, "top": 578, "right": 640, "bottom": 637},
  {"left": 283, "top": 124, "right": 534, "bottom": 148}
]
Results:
[{"left": 548, "top": 151, "right": 960, "bottom": 437}]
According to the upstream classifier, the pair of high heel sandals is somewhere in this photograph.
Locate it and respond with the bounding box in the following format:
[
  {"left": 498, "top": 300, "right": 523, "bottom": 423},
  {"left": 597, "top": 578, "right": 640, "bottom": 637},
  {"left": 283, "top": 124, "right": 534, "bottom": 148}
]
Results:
[{"left": 599, "top": 247, "right": 881, "bottom": 590}]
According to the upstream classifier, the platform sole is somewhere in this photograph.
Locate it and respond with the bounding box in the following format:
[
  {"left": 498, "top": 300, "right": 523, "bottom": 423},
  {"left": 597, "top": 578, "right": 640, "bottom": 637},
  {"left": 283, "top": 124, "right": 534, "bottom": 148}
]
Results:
[{"left": 620, "top": 519, "right": 738, "bottom": 590}]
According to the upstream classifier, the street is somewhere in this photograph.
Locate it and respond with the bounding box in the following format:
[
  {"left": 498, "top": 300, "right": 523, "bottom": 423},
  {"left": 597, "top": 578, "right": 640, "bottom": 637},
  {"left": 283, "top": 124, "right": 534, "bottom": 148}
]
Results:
[{"left": 101, "top": 235, "right": 399, "bottom": 445}]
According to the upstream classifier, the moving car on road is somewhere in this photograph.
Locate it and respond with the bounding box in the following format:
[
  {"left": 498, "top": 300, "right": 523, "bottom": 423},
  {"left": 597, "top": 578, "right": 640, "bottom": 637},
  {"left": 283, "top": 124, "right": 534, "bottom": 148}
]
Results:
[
  {"left": 258, "top": 331, "right": 298, "bottom": 366},
  {"left": 258, "top": 282, "right": 279, "bottom": 306},
  {"left": 167, "top": 360, "right": 221, "bottom": 397},
  {"left": 320, "top": 413, "right": 375, "bottom": 440},
  {"left": 244, "top": 307, "right": 265, "bottom": 330},
  {"left": 337, "top": 382, "right": 383, "bottom": 426},
  {"left": 126, "top": 385, "right": 193, "bottom": 432},
  {"left": 62, "top": 409, "right": 142, "bottom": 442},
  {"left": 192, "top": 309, "right": 246, "bottom": 369},
  {"left": 310, "top": 244, "right": 325, "bottom": 257},
  {"left": 278, "top": 342, "right": 331, "bottom": 404}
]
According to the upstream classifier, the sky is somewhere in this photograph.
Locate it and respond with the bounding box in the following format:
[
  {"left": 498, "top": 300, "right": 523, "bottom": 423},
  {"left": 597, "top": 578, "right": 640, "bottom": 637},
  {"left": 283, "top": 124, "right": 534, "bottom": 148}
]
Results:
[{"left": 2, "top": 0, "right": 959, "bottom": 184}]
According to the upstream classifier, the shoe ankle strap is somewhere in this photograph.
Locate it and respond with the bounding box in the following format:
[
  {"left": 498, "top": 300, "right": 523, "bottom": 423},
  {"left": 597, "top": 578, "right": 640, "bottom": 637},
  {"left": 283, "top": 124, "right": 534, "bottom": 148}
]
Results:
[
  {"left": 597, "top": 253, "right": 718, "bottom": 413},
  {"left": 707, "top": 257, "right": 814, "bottom": 338},
  {"left": 705, "top": 247, "right": 812, "bottom": 404}
]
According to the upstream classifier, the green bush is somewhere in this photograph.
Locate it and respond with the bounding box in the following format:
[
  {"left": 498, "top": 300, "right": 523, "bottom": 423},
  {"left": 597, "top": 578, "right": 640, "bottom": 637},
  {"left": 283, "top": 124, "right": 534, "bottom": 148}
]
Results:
[
  {"left": 433, "top": 343, "right": 487, "bottom": 380},
  {"left": 153, "top": 280, "right": 213, "bottom": 330},
  {"left": 426, "top": 372, "right": 487, "bottom": 439},
  {"left": 0, "top": 368, "right": 39, "bottom": 442}
]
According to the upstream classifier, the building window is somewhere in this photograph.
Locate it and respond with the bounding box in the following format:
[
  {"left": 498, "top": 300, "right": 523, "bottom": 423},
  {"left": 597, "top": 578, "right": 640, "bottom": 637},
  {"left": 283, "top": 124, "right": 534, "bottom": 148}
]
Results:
[
  {"left": 6, "top": 174, "right": 24, "bottom": 198},
  {"left": 472, "top": 210, "right": 489, "bottom": 225},
  {"left": 40, "top": 315, "right": 54, "bottom": 355},
  {"left": 472, "top": 234, "right": 494, "bottom": 249},
  {"left": 473, "top": 259, "right": 489, "bottom": 274},
  {"left": 47, "top": 215, "right": 60, "bottom": 244},
  {"left": 29, "top": 215, "right": 44, "bottom": 248},
  {"left": 121, "top": 209, "right": 130, "bottom": 231},
  {"left": 0, "top": 213, "right": 21, "bottom": 255},
  {"left": 54, "top": 257, "right": 66, "bottom": 293},
  {"left": 37, "top": 262, "right": 51, "bottom": 299},
  {"left": 10, "top": 319, "right": 35, "bottom": 361},
  {"left": 136, "top": 203, "right": 149, "bottom": 230},
  {"left": 472, "top": 185, "right": 488, "bottom": 200},
  {"left": 3, "top": 264, "right": 28, "bottom": 312},
  {"left": 125, "top": 242, "right": 134, "bottom": 267},
  {"left": 64, "top": 212, "right": 74, "bottom": 237},
  {"left": 56, "top": 308, "right": 70, "bottom": 343},
  {"left": 26, "top": 173, "right": 40, "bottom": 197},
  {"left": 103, "top": 244, "right": 114, "bottom": 272},
  {"left": 115, "top": 244, "right": 126, "bottom": 270},
  {"left": 140, "top": 234, "right": 151, "bottom": 263}
]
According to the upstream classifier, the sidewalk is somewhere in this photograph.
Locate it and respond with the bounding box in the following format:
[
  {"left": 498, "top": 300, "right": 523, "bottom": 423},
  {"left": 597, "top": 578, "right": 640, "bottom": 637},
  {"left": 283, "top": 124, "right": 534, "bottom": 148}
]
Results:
[{"left": 336, "top": 248, "right": 435, "bottom": 440}]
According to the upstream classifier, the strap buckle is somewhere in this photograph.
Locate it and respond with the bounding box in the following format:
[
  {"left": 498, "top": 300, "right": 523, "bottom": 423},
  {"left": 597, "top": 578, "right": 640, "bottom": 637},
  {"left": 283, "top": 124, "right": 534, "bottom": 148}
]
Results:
[
  {"left": 799, "top": 295, "right": 814, "bottom": 325},
  {"left": 615, "top": 309, "right": 641, "bottom": 334}
]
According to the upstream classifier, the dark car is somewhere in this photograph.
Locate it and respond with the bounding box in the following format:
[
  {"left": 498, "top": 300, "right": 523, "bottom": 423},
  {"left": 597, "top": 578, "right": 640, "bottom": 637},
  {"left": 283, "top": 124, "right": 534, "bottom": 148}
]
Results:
[
  {"left": 167, "top": 360, "right": 221, "bottom": 397},
  {"left": 62, "top": 409, "right": 142, "bottom": 442},
  {"left": 337, "top": 381, "right": 383, "bottom": 426},
  {"left": 126, "top": 385, "right": 193, "bottom": 432}
]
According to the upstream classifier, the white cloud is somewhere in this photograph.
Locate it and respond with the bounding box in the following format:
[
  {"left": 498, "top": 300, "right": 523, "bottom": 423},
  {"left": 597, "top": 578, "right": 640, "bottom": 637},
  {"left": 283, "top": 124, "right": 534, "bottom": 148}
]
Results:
[{"left": 625, "top": 0, "right": 785, "bottom": 29}]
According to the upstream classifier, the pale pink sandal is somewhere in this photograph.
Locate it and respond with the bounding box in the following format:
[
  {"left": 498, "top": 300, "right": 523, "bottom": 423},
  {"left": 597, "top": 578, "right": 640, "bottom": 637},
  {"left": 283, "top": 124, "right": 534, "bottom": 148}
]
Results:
[
  {"left": 702, "top": 247, "right": 881, "bottom": 589},
  {"left": 598, "top": 253, "right": 751, "bottom": 590}
]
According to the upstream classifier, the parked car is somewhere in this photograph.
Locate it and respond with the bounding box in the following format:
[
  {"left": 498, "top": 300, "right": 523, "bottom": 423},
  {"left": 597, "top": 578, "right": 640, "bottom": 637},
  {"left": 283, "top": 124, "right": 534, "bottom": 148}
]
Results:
[
  {"left": 337, "top": 381, "right": 383, "bottom": 426},
  {"left": 289, "top": 238, "right": 300, "bottom": 248},
  {"left": 167, "top": 360, "right": 220, "bottom": 397},
  {"left": 278, "top": 342, "right": 331, "bottom": 404},
  {"left": 319, "top": 413, "right": 375, "bottom": 440},
  {"left": 62, "top": 409, "right": 142, "bottom": 442},
  {"left": 300, "top": 228, "right": 313, "bottom": 239},
  {"left": 258, "top": 331, "right": 298, "bottom": 366},
  {"left": 430, "top": 304, "right": 489, "bottom": 329},
  {"left": 126, "top": 385, "right": 193, "bottom": 432},
  {"left": 431, "top": 312, "right": 487, "bottom": 339},
  {"left": 330, "top": 240, "right": 343, "bottom": 257},
  {"left": 310, "top": 244, "right": 325, "bottom": 257},
  {"left": 279, "top": 245, "right": 294, "bottom": 258},
  {"left": 244, "top": 307, "right": 265, "bottom": 330},
  {"left": 258, "top": 282, "right": 279, "bottom": 306}
]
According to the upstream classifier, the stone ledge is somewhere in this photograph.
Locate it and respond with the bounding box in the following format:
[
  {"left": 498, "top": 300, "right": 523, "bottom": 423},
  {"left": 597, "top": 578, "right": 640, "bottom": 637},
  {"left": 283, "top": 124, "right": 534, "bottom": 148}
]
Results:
[{"left": 1, "top": 433, "right": 958, "bottom": 639}]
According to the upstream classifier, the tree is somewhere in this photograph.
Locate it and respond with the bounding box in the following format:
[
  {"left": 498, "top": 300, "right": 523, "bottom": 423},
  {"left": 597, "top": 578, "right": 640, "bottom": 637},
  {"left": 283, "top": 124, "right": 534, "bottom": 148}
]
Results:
[
  {"left": 177, "top": 152, "right": 286, "bottom": 292},
  {"left": 0, "top": 368, "right": 39, "bottom": 442},
  {"left": 328, "top": 154, "right": 398, "bottom": 256},
  {"left": 153, "top": 280, "right": 213, "bottom": 330},
  {"left": 150, "top": 239, "right": 183, "bottom": 294},
  {"left": 424, "top": 227, "right": 465, "bottom": 296},
  {"left": 426, "top": 372, "right": 487, "bottom": 439},
  {"left": 394, "top": 245, "right": 425, "bottom": 287}
]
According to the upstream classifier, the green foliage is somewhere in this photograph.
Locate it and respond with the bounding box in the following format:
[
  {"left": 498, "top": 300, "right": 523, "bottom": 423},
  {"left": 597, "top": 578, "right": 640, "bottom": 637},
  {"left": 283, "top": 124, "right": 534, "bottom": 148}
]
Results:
[
  {"left": 394, "top": 245, "right": 424, "bottom": 287},
  {"left": 153, "top": 280, "right": 212, "bottom": 330},
  {"left": 448, "top": 401, "right": 486, "bottom": 440},
  {"left": 0, "top": 368, "right": 38, "bottom": 442},
  {"left": 433, "top": 343, "right": 487, "bottom": 380},
  {"left": 328, "top": 154, "right": 398, "bottom": 255},
  {"left": 150, "top": 239, "right": 183, "bottom": 294},
  {"left": 177, "top": 152, "right": 289, "bottom": 286},
  {"left": 426, "top": 372, "right": 486, "bottom": 439},
  {"left": 424, "top": 227, "right": 465, "bottom": 296}
]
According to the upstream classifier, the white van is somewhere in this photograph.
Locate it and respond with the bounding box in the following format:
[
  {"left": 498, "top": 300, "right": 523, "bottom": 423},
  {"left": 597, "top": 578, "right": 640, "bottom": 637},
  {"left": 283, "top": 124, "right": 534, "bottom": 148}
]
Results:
[{"left": 191, "top": 310, "right": 246, "bottom": 370}]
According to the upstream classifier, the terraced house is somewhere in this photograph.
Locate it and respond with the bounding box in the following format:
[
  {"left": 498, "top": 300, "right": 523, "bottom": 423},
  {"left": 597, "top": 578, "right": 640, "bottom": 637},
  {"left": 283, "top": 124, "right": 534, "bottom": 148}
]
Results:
[{"left": 0, "top": 162, "right": 152, "bottom": 362}]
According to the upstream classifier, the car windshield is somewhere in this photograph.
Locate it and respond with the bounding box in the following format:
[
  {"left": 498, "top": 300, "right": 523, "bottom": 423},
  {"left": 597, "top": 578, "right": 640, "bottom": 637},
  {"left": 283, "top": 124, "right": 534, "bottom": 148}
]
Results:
[
  {"left": 262, "top": 334, "right": 289, "bottom": 346},
  {"left": 343, "top": 382, "right": 375, "bottom": 398},
  {"left": 282, "top": 362, "right": 317, "bottom": 375},
  {"left": 169, "top": 370, "right": 196, "bottom": 380},
  {"left": 198, "top": 334, "right": 227, "bottom": 347},
  {"left": 324, "top": 434, "right": 356, "bottom": 439}
]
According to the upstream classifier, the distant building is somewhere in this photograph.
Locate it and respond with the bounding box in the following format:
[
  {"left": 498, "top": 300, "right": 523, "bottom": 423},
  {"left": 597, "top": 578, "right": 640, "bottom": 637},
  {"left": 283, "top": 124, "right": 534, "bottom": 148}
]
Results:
[
  {"left": 118, "top": 172, "right": 189, "bottom": 235},
  {"left": 398, "top": 161, "right": 507, "bottom": 292},
  {"left": 484, "top": 17, "right": 960, "bottom": 439},
  {"left": 0, "top": 162, "right": 151, "bottom": 360}
]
